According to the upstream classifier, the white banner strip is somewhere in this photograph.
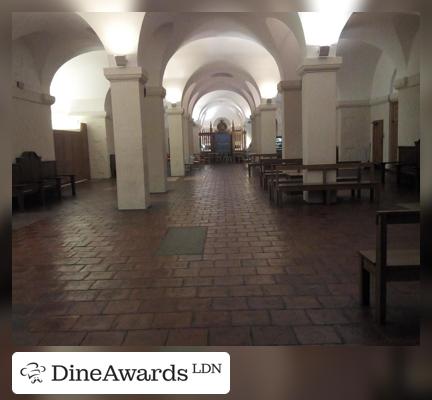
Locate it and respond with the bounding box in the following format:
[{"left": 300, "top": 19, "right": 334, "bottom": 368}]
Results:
[{"left": 12, "top": 352, "right": 230, "bottom": 395}]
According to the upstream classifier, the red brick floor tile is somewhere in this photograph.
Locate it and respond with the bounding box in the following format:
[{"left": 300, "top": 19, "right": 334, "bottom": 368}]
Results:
[
  {"left": 212, "top": 297, "right": 248, "bottom": 311},
  {"left": 209, "top": 327, "right": 251, "bottom": 345},
  {"left": 232, "top": 310, "right": 270, "bottom": 326},
  {"left": 293, "top": 326, "right": 342, "bottom": 345},
  {"left": 123, "top": 330, "right": 168, "bottom": 346},
  {"left": 248, "top": 296, "right": 284, "bottom": 310},
  {"left": 306, "top": 309, "right": 350, "bottom": 325},
  {"left": 72, "top": 315, "right": 116, "bottom": 331},
  {"left": 174, "top": 298, "right": 210, "bottom": 311},
  {"left": 198, "top": 287, "right": 230, "bottom": 298},
  {"left": 270, "top": 310, "right": 311, "bottom": 326},
  {"left": 96, "top": 289, "right": 132, "bottom": 301},
  {"left": 39, "top": 332, "right": 86, "bottom": 346},
  {"left": 103, "top": 300, "right": 141, "bottom": 314},
  {"left": 166, "top": 328, "right": 208, "bottom": 346},
  {"left": 29, "top": 316, "right": 80, "bottom": 332},
  {"left": 68, "top": 301, "right": 107, "bottom": 315},
  {"left": 165, "top": 287, "right": 197, "bottom": 298},
  {"left": 252, "top": 326, "right": 298, "bottom": 345},
  {"left": 152, "top": 312, "right": 193, "bottom": 329},
  {"left": 139, "top": 298, "right": 178, "bottom": 313},
  {"left": 193, "top": 311, "right": 230, "bottom": 327},
  {"left": 82, "top": 331, "right": 126, "bottom": 346},
  {"left": 112, "top": 314, "right": 154, "bottom": 330},
  {"left": 13, "top": 165, "right": 419, "bottom": 346},
  {"left": 283, "top": 296, "right": 321, "bottom": 309}
]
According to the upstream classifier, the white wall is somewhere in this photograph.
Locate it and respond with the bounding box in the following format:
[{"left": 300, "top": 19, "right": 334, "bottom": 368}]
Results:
[
  {"left": 13, "top": 41, "right": 55, "bottom": 162},
  {"left": 83, "top": 116, "right": 111, "bottom": 179},
  {"left": 370, "top": 100, "right": 390, "bottom": 162},
  {"left": 398, "top": 83, "right": 420, "bottom": 146},
  {"left": 337, "top": 105, "right": 371, "bottom": 162},
  {"left": 50, "top": 50, "right": 111, "bottom": 179},
  {"left": 12, "top": 95, "right": 55, "bottom": 162}
]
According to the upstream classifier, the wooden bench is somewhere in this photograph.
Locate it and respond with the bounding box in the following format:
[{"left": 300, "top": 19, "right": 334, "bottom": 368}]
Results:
[
  {"left": 12, "top": 163, "right": 40, "bottom": 211},
  {"left": 13, "top": 152, "right": 73, "bottom": 210},
  {"left": 247, "top": 153, "right": 279, "bottom": 177},
  {"left": 42, "top": 160, "right": 76, "bottom": 196},
  {"left": 381, "top": 141, "right": 420, "bottom": 189},
  {"left": 259, "top": 158, "right": 303, "bottom": 190},
  {"left": 359, "top": 210, "right": 420, "bottom": 324},
  {"left": 271, "top": 163, "right": 379, "bottom": 206},
  {"left": 260, "top": 159, "right": 302, "bottom": 193}
]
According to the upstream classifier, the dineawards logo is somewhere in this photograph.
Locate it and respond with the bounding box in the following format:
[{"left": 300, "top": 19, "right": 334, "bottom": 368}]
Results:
[
  {"left": 12, "top": 352, "right": 230, "bottom": 395},
  {"left": 20, "top": 362, "right": 47, "bottom": 384}
]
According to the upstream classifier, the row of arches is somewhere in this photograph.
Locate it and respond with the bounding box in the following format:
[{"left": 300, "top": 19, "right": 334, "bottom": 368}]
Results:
[{"left": 12, "top": 12, "right": 420, "bottom": 183}]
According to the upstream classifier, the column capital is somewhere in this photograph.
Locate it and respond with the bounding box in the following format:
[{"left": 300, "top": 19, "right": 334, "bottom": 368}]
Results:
[
  {"left": 166, "top": 106, "right": 184, "bottom": 116},
  {"left": 298, "top": 57, "right": 343, "bottom": 76},
  {"left": 259, "top": 103, "right": 277, "bottom": 112},
  {"left": 145, "top": 86, "right": 166, "bottom": 98},
  {"left": 394, "top": 73, "right": 420, "bottom": 90},
  {"left": 278, "top": 80, "right": 302, "bottom": 92},
  {"left": 104, "top": 67, "right": 148, "bottom": 84}
]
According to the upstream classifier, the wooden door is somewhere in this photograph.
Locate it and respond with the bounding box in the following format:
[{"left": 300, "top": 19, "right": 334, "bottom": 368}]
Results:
[
  {"left": 54, "top": 123, "right": 91, "bottom": 181},
  {"left": 389, "top": 101, "right": 399, "bottom": 162},
  {"left": 372, "top": 120, "right": 384, "bottom": 163}
]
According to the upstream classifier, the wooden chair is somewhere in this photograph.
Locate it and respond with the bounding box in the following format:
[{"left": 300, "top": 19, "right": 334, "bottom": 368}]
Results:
[
  {"left": 12, "top": 163, "right": 40, "bottom": 211},
  {"left": 15, "top": 152, "right": 62, "bottom": 206},
  {"left": 42, "top": 160, "right": 76, "bottom": 196},
  {"left": 359, "top": 210, "right": 420, "bottom": 324},
  {"left": 271, "top": 162, "right": 379, "bottom": 206}
]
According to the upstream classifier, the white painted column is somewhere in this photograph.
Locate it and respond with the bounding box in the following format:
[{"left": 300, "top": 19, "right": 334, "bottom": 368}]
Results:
[
  {"left": 259, "top": 103, "right": 277, "bottom": 154},
  {"left": 299, "top": 57, "right": 342, "bottom": 203},
  {"left": 254, "top": 110, "right": 262, "bottom": 153},
  {"left": 182, "top": 114, "right": 191, "bottom": 163},
  {"left": 420, "top": 7, "right": 432, "bottom": 283},
  {"left": 395, "top": 74, "right": 420, "bottom": 147},
  {"left": 167, "top": 106, "right": 185, "bottom": 176},
  {"left": 249, "top": 114, "right": 256, "bottom": 152},
  {"left": 83, "top": 115, "right": 111, "bottom": 179},
  {"left": 143, "top": 86, "right": 168, "bottom": 193},
  {"left": 188, "top": 116, "right": 195, "bottom": 158},
  {"left": 104, "top": 67, "right": 150, "bottom": 210},
  {"left": 193, "top": 123, "right": 201, "bottom": 154},
  {"left": 278, "top": 81, "right": 302, "bottom": 159}
]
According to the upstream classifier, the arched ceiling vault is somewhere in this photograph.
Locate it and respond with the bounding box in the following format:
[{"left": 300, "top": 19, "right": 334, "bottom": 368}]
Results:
[
  {"left": 192, "top": 90, "right": 251, "bottom": 128},
  {"left": 13, "top": 12, "right": 104, "bottom": 93}
]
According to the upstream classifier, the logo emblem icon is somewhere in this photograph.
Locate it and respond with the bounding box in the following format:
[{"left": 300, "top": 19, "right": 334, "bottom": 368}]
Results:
[{"left": 20, "top": 362, "right": 46, "bottom": 384}]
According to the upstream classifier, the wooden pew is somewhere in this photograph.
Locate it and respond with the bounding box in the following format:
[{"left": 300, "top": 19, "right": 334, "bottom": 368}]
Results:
[
  {"left": 247, "top": 153, "right": 278, "bottom": 177},
  {"left": 15, "top": 152, "right": 62, "bottom": 207},
  {"left": 12, "top": 163, "right": 40, "bottom": 211},
  {"left": 271, "top": 163, "right": 379, "bottom": 206},
  {"left": 261, "top": 159, "right": 303, "bottom": 193},
  {"left": 381, "top": 140, "right": 420, "bottom": 188},
  {"left": 358, "top": 210, "right": 420, "bottom": 324},
  {"left": 42, "top": 160, "right": 77, "bottom": 196}
]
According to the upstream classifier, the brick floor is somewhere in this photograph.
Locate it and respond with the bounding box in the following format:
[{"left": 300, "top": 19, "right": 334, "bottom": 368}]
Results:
[{"left": 12, "top": 164, "right": 420, "bottom": 345}]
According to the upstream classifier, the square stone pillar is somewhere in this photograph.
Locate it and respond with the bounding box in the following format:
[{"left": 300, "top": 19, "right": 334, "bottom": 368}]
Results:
[
  {"left": 182, "top": 114, "right": 191, "bottom": 163},
  {"left": 104, "top": 67, "right": 150, "bottom": 210},
  {"left": 394, "top": 75, "right": 420, "bottom": 147},
  {"left": 143, "top": 86, "right": 167, "bottom": 193},
  {"left": 259, "top": 103, "right": 278, "bottom": 154},
  {"left": 254, "top": 110, "right": 262, "bottom": 153},
  {"left": 299, "top": 57, "right": 342, "bottom": 203},
  {"left": 188, "top": 115, "right": 195, "bottom": 158},
  {"left": 250, "top": 113, "right": 256, "bottom": 152},
  {"left": 278, "top": 80, "right": 302, "bottom": 159},
  {"left": 167, "top": 106, "right": 185, "bottom": 176}
]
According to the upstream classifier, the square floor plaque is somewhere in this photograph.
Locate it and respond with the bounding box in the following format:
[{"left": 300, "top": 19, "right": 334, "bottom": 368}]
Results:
[{"left": 156, "top": 227, "right": 207, "bottom": 256}]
